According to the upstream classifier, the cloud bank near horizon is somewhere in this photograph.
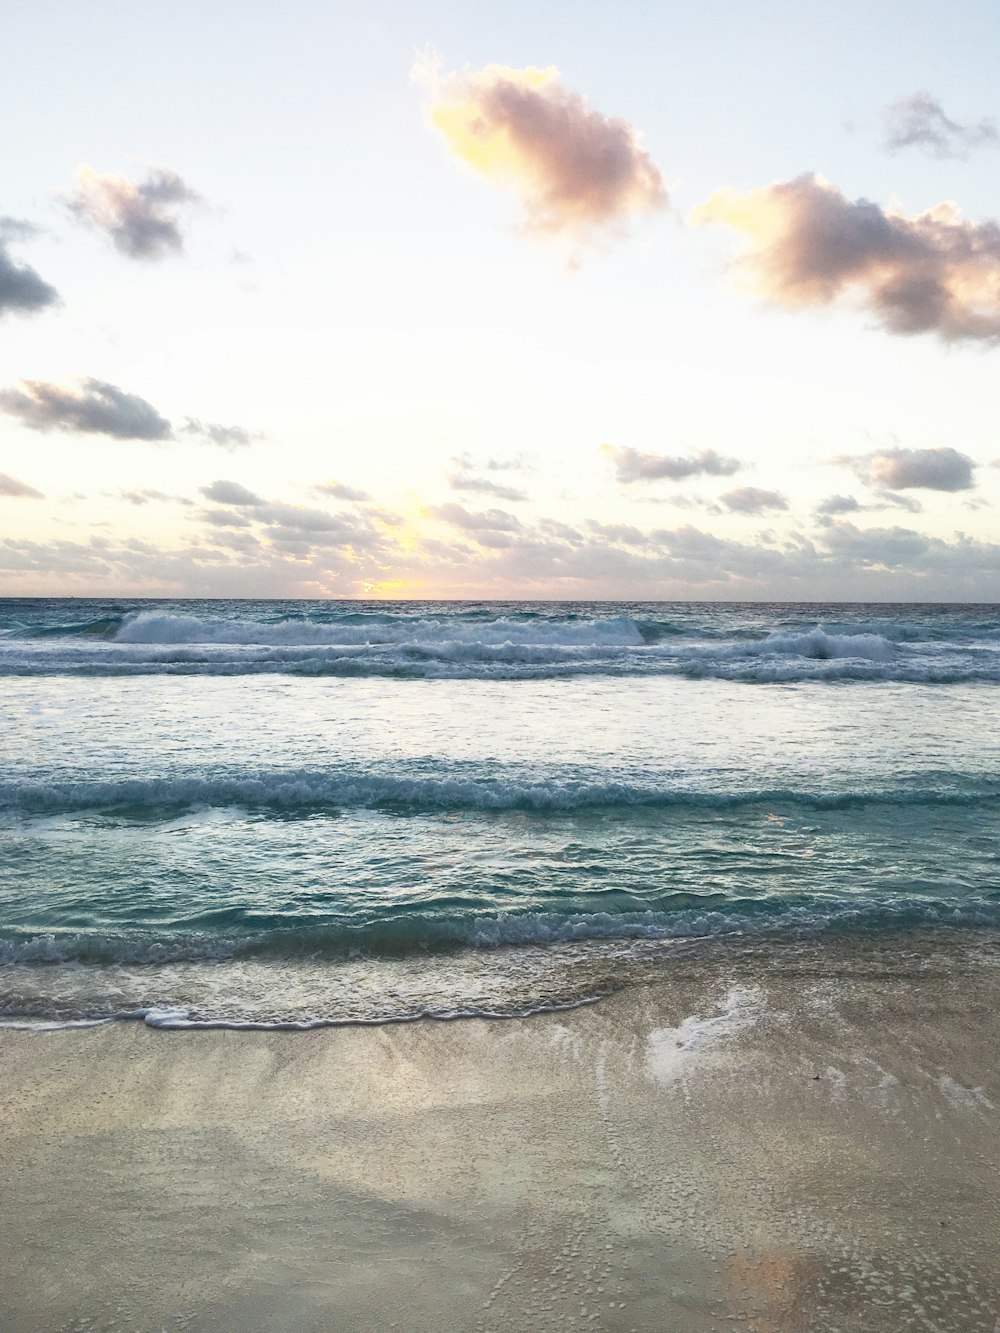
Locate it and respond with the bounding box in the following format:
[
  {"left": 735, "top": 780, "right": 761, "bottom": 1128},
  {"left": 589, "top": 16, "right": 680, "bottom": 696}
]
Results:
[{"left": 4, "top": 498, "right": 1000, "bottom": 601}]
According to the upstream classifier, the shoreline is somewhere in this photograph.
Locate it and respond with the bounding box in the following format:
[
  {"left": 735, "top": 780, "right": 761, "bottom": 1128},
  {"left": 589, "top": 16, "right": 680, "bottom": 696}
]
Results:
[
  {"left": 2, "top": 931, "right": 999, "bottom": 1330},
  {"left": 4, "top": 923, "right": 999, "bottom": 1032}
]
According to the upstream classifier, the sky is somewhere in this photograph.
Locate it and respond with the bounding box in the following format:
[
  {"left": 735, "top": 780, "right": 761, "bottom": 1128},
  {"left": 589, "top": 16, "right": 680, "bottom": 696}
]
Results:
[{"left": 1, "top": 0, "right": 999, "bottom": 600}]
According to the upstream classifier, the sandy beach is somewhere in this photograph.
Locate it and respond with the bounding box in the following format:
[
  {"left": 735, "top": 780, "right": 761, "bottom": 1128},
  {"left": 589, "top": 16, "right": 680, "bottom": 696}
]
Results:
[{"left": 2, "top": 931, "right": 998, "bottom": 1332}]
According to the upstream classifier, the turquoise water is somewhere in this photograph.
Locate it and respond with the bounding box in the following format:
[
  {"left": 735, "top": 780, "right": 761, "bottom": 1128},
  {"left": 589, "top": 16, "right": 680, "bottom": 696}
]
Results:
[{"left": 1, "top": 599, "right": 998, "bottom": 1027}]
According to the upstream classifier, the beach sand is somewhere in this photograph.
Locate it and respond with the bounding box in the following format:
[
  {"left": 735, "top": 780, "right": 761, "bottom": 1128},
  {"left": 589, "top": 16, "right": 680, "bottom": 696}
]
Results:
[{"left": 2, "top": 932, "right": 999, "bottom": 1332}]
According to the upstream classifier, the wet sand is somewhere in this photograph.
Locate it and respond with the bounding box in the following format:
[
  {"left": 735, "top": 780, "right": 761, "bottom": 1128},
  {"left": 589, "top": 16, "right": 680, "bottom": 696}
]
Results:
[{"left": 2, "top": 932, "right": 999, "bottom": 1331}]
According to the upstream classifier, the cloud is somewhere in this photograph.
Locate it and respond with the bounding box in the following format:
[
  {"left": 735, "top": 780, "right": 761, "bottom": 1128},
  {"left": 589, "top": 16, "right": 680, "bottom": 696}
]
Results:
[
  {"left": 839, "top": 446, "right": 975, "bottom": 491},
  {"left": 425, "top": 502, "right": 523, "bottom": 547},
  {"left": 0, "top": 219, "right": 59, "bottom": 318},
  {"left": 0, "top": 524, "right": 400, "bottom": 598},
  {"left": 199, "top": 480, "right": 264, "bottom": 507},
  {"left": 816, "top": 520, "right": 986, "bottom": 576},
  {"left": 693, "top": 173, "right": 1000, "bottom": 341},
  {"left": 815, "top": 493, "right": 862, "bottom": 517},
  {"left": 419, "top": 59, "right": 665, "bottom": 244},
  {"left": 8, "top": 496, "right": 1000, "bottom": 600},
  {"left": 814, "top": 490, "right": 922, "bottom": 519},
  {"left": 66, "top": 165, "right": 200, "bottom": 259},
  {"left": 254, "top": 501, "right": 357, "bottom": 533},
  {"left": 868, "top": 489, "right": 923, "bottom": 513},
  {"left": 397, "top": 508, "right": 1000, "bottom": 601},
  {"left": 719, "top": 486, "right": 788, "bottom": 515},
  {"left": 538, "top": 517, "right": 583, "bottom": 541},
  {"left": 0, "top": 380, "right": 260, "bottom": 449},
  {"left": 585, "top": 519, "right": 647, "bottom": 545},
  {"left": 255, "top": 502, "right": 371, "bottom": 535},
  {"left": 190, "top": 499, "right": 395, "bottom": 562},
  {"left": 452, "top": 451, "right": 531, "bottom": 472},
  {"left": 187, "top": 480, "right": 397, "bottom": 571},
  {"left": 118, "top": 488, "right": 192, "bottom": 506},
  {"left": 426, "top": 501, "right": 522, "bottom": 531},
  {"left": 181, "top": 419, "right": 262, "bottom": 450},
  {"left": 314, "top": 481, "right": 372, "bottom": 502},
  {"left": 364, "top": 506, "right": 404, "bottom": 527},
  {"left": 0, "top": 471, "right": 44, "bottom": 499},
  {"left": 604, "top": 445, "right": 742, "bottom": 484},
  {"left": 883, "top": 92, "right": 998, "bottom": 159},
  {"left": 448, "top": 451, "right": 530, "bottom": 500},
  {"left": 0, "top": 378, "right": 172, "bottom": 440},
  {"left": 447, "top": 469, "right": 527, "bottom": 502},
  {"left": 0, "top": 219, "right": 37, "bottom": 241},
  {"left": 200, "top": 507, "right": 252, "bottom": 528}
]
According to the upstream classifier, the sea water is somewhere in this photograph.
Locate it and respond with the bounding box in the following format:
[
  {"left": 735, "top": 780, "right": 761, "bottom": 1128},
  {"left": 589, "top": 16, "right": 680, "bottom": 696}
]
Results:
[{"left": 1, "top": 599, "right": 998, "bottom": 1028}]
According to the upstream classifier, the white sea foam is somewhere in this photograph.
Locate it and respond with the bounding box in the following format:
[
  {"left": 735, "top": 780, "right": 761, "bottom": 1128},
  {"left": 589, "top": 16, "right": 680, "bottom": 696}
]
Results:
[
  {"left": 132, "top": 994, "right": 605, "bottom": 1030},
  {"left": 677, "top": 626, "right": 897, "bottom": 663},
  {"left": 937, "top": 1075, "right": 995, "bottom": 1112},
  {"left": 645, "top": 985, "right": 765, "bottom": 1083},
  {"left": 0, "top": 1017, "right": 114, "bottom": 1031},
  {"left": 756, "top": 628, "right": 897, "bottom": 660}
]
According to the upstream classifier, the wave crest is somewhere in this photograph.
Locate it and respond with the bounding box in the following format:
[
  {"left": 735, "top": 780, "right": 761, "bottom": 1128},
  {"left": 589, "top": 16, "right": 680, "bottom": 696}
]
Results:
[
  {"left": 756, "top": 628, "right": 896, "bottom": 661},
  {"left": 2, "top": 768, "right": 997, "bottom": 817},
  {"left": 112, "top": 609, "right": 648, "bottom": 649},
  {"left": 2, "top": 894, "right": 998, "bottom": 972}
]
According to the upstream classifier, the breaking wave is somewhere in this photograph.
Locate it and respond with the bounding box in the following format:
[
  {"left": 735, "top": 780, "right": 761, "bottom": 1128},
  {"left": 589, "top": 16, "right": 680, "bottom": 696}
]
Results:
[
  {"left": 1, "top": 602, "right": 997, "bottom": 680},
  {"left": 112, "top": 609, "right": 650, "bottom": 648},
  {"left": 752, "top": 628, "right": 896, "bottom": 660},
  {"left": 2, "top": 768, "right": 998, "bottom": 817},
  {"left": 2, "top": 893, "right": 998, "bottom": 971}
]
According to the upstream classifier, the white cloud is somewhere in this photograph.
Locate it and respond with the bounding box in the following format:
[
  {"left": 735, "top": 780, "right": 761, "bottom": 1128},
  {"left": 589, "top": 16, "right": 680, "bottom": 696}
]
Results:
[
  {"left": 604, "top": 445, "right": 742, "bottom": 484},
  {"left": 694, "top": 173, "right": 1000, "bottom": 342},
  {"left": 67, "top": 165, "right": 200, "bottom": 260},
  {"left": 419, "top": 59, "right": 665, "bottom": 247}
]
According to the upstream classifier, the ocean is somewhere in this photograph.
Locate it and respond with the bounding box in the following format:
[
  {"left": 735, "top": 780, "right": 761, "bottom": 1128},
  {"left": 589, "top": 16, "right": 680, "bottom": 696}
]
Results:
[{"left": 1, "top": 598, "right": 998, "bottom": 1030}]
